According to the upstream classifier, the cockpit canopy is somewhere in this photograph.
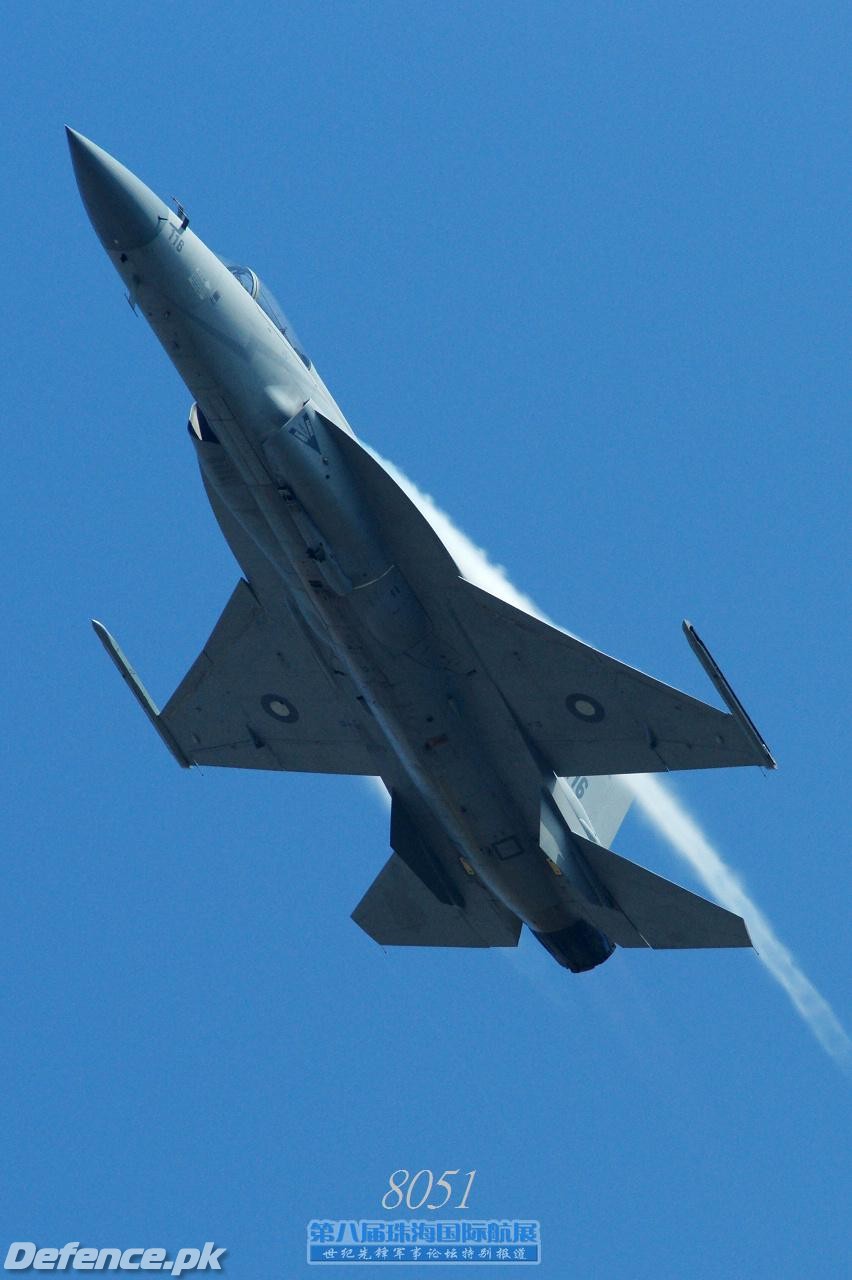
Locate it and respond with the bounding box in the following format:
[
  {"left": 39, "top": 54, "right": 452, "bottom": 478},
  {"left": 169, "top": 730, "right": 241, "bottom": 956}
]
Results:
[{"left": 223, "top": 261, "right": 311, "bottom": 369}]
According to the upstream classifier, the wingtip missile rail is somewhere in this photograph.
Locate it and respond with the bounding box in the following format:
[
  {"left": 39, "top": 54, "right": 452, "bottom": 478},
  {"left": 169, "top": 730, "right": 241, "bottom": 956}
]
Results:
[
  {"left": 683, "top": 619, "right": 776, "bottom": 770},
  {"left": 91, "top": 619, "right": 191, "bottom": 769}
]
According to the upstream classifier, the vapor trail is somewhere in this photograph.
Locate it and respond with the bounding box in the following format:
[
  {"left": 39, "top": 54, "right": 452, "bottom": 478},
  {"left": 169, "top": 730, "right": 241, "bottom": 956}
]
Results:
[
  {"left": 367, "top": 445, "right": 851, "bottom": 1068},
  {"left": 627, "top": 773, "right": 852, "bottom": 1068}
]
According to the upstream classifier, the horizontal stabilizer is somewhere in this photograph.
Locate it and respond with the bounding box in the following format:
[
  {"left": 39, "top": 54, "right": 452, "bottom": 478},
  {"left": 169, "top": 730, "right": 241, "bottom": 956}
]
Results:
[
  {"left": 390, "top": 790, "right": 463, "bottom": 907},
  {"left": 575, "top": 835, "right": 752, "bottom": 950},
  {"left": 353, "top": 781, "right": 522, "bottom": 948},
  {"left": 353, "top": 853, "right": 521, "bottom": 950}
]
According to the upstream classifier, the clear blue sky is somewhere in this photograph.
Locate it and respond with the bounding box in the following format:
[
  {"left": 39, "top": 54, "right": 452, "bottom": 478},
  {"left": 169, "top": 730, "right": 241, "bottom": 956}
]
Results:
[{"left": 2, "top": 3, "right": 849, "bottom": 1276}]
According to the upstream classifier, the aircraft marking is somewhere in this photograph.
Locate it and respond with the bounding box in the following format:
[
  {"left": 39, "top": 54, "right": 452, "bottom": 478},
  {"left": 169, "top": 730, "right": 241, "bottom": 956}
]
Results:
[
  {"left": 566, "top": 694, "right": 605, "bottom": 723},
  {"left": 261, "top": 694, "right": 300, "bottom": 723},
  {"left": 288, "top": 411, "right": 320, "bottom": 453}
]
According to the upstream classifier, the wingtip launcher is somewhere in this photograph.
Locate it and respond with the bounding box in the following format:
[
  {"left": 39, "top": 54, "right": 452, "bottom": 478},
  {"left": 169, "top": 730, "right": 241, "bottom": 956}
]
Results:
[
  {"left": 91, "top": 619, "right": 192, "bottom": 768},
  {"left": 682, "top": 620, "right": 776, "bottom": 770}
]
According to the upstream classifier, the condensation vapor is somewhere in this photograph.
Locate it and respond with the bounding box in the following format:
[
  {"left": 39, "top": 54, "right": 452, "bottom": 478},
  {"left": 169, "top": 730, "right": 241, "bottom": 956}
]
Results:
[
  {"left": 363, "top": 447, "right": 851, "bottom": 1069},
  {"left": 626, "top": 773, "right": 851, "bottom": 1068}
]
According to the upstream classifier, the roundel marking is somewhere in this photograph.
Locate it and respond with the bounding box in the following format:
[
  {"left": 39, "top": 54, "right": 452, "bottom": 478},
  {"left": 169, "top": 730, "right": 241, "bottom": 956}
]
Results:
[
  {"left": 261, "top": 694, "right": 300, "bottom": 724},
  {"left": 566, "top": 693, "right": 605, "bottom": 723}
]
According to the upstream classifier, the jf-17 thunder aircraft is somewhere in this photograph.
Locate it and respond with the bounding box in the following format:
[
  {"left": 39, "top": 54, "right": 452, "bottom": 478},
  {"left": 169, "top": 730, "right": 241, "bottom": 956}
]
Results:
[{"left": 68, "top": 128, "right": 775, "bottom": 974}]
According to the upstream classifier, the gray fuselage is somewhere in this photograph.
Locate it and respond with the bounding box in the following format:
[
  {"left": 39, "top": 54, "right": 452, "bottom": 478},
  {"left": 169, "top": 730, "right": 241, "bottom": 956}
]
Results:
[{"left": 71, "top": 130, "right": 614, "bottom": 968}]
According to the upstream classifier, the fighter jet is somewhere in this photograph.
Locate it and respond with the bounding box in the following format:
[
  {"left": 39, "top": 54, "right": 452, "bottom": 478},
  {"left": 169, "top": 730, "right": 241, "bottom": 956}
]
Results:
[{"left": 68, "top": 128, "right": 775, "bottom": 973}]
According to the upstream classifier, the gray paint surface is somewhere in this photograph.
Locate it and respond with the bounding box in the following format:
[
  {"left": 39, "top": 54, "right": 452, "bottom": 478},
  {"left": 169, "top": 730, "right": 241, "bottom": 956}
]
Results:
[{"left": 70, "top": 128, "right": 771, "bottom": 973}]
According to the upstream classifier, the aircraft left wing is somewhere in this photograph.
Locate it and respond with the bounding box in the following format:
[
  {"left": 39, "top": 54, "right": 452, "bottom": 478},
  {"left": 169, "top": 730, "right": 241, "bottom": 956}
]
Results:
[
  {"left": 451, "top": 580, "right": 774, "bottom": 777},
  {"left": 93, "top": 578, "right": 388, "bottom": 775}
]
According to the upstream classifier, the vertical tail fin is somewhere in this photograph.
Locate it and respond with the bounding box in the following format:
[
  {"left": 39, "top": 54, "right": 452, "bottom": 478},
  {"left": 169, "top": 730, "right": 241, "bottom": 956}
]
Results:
[{"left": 572, "top": 774, "right": 634, "bottom": 847}]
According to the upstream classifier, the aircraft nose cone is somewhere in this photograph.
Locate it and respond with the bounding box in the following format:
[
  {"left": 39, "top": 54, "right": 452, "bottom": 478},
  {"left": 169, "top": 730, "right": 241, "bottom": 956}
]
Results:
[{"left": 66, "top": 127, "right": 170, "bottom": 252}]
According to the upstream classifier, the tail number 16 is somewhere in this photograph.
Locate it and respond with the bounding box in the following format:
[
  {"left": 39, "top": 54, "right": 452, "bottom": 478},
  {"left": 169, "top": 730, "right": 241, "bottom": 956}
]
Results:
[{"left": 382, "top": 1168, "right": 476, "bottom": 1211}]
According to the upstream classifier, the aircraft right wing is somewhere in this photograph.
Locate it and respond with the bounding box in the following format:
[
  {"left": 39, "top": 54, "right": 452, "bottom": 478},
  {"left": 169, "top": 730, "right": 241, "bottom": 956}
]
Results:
[{"left": 451, "top": 580, "right": 775, "bottom": 778}]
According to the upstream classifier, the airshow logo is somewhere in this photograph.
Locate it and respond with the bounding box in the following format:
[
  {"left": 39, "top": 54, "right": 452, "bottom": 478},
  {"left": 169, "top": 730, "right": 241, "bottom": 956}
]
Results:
[
  {"left": 3, "top": 1243, "right": 225, "bottom": 1274},
  {"left": 307, "top": 1220, "right": 541, "bottom": 1265},
  {"left": 308, "top": 1169, "right": 541, "bottom": 1265}
]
